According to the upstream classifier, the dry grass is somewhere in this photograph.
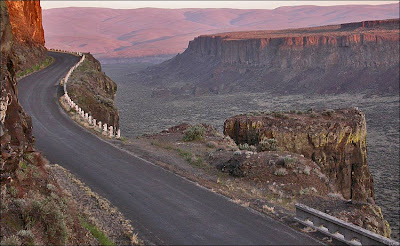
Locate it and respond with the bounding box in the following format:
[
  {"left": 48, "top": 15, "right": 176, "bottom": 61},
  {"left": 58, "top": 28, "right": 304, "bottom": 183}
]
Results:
[
  {"left": 263, "top": 205, "right": 275, "bottom": 213},
  {"left": 51, "top": 164, "right": 143, "bottom": 245}
]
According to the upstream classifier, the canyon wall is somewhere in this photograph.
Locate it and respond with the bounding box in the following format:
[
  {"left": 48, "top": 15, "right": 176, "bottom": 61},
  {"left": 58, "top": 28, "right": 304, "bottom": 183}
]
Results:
[
  {"left": 140, "top": 19, "right": 399, "bottom": 95},
  {"left": 187, "top": 20, "right": 399, "bottom": 69},
  {"left": 67, "top": 53, "right": 119, "bottom": 129},
  {"left": 224, "top": 108, "right": 374, "bottom": 202},
  {"left": 5, "top": 0, "right": 46, "bottom": 72}
]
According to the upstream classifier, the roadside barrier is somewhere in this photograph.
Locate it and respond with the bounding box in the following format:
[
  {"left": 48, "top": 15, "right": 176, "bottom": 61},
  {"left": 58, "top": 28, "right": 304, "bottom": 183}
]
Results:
[
  {"left": 295, "top": 203, "right": 399, "bottom": 246},
  {"left": 49, "top": 48, "right": 121, "bottom": 138}
]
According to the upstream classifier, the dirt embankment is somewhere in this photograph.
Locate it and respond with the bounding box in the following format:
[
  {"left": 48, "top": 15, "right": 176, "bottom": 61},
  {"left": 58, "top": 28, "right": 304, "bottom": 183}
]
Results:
[{"left": 67, "top": 53, "right": 119, "bottom": 129}]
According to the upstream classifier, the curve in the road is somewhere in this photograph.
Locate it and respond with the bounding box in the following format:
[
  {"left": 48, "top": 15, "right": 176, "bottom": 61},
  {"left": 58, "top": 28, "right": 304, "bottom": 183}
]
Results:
[{"left": 18, "top": 51, "right": 322, "bottom": 245}]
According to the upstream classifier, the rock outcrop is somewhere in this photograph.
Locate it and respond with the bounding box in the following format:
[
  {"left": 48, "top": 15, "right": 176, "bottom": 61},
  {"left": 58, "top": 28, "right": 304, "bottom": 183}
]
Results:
[
  {"left": 67, "top": 53, "right": 119, "bottom": 129},
  {"left": 138, "top": 19, "right": 399, "bottom": 95},
  {"left": 223, "top": 108, "right": 374, "bottom": 202},
  {"left": 5, "top": 0, "right": 46, "bottom": 72}
]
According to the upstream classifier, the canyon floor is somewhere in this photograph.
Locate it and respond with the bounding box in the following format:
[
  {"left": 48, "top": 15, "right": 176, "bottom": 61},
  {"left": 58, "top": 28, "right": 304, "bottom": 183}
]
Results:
[{"left": 103, "top": 62, "right": 400, "bottom": 241}]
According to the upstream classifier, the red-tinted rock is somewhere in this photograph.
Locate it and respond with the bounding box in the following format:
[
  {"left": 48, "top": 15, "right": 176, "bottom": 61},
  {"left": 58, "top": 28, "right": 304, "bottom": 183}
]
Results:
[
  {"left": 6, "top": 1, "right": 45, "bottom": 45},
  {"left": 6, "top": 0, "right": 46, "bottom": 72}
]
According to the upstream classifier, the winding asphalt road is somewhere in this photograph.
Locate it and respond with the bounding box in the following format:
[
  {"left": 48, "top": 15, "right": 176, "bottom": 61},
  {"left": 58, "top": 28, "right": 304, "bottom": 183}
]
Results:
[{"left": 18, "top": 51, "right": 322, "bottom": 245}]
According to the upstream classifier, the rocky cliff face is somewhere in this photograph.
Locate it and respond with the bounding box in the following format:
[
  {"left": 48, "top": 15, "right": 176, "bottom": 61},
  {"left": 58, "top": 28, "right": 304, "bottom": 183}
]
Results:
[
  {"left": 5, "top": 0, "right": 46, "bottom": 73},
  {"left": 6, "top": 1, "right": 45, "bottom": 45},
  {"left": 1, "top": 3, "right": 93, "bottom": 244},
  {"left": 1, "top": 2, "right": 36, "bottom": 167},
  {"left": 67, "top": 53, "right": 119, "bottom": 129},
  {"left": 223, "top": 108, "right": 374, "bottom": 202},
  {"left": 139, "top": 19, "right": 399, "bottom": 95}
]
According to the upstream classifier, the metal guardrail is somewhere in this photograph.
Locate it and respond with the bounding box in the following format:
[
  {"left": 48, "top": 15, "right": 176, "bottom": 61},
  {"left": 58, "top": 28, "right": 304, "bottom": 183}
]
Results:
[{"left": 295, "top": 203, "right": 399, "bottom": 246}]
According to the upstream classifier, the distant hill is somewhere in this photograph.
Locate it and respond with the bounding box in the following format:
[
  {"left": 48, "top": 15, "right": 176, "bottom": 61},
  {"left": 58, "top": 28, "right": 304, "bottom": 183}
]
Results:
[{"left": 43, "top": 4, "right": 399, "bottom": 61}]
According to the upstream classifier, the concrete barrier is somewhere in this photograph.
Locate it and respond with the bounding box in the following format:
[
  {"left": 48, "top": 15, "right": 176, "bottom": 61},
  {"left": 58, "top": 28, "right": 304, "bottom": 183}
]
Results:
[
  {"left": 295, "top": 203, "right": 399, "bottom": 246},
  {"left": 108, "top": 125, "right": 113, "bottom": 137},
  {"left": 52, "top": 49, "right": 120, "bottom": 138},
  {"left": 103, "top": 123, "right": 108, "bottom": 133}
]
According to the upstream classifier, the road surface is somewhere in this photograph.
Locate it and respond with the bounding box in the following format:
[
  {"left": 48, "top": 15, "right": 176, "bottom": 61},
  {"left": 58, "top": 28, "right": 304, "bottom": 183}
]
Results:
[{"left": 18, "top": 51, "right": 322, "bottom": 245}]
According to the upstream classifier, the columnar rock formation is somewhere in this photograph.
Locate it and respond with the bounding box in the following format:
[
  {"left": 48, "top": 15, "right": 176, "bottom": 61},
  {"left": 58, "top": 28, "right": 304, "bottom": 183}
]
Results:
[
  {"left": 223, "top": 108, "right": 374, "bottom": 202},
  {"left": 139, "top": 19, "right": 399, "bottom": 95},
  {"left": 187, "top": 19, "right": 399, "bottom": 69}
]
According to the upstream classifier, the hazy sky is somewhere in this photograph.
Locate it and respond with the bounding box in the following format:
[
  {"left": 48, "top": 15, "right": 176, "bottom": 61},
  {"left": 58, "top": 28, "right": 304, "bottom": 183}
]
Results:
[{"left": 41, "top": 1, "right": 398, "bottom": 10}]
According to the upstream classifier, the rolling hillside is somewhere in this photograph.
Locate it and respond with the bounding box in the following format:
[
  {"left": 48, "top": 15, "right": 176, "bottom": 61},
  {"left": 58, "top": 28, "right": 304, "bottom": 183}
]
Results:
[{"left": 43, "top": 3, "right": 399, "bottom": 61}]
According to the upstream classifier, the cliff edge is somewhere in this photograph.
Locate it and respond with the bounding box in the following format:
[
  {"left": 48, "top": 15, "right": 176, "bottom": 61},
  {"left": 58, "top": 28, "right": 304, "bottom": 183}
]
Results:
[{"left": 138, "top": 19, "right": 399, "bottom": 95}]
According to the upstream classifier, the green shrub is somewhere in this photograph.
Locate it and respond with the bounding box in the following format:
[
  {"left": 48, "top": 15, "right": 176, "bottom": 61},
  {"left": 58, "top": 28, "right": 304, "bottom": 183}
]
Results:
[
  {"left": 177, "top": 148, "right": 193, "bottom": 161},
  {"left": 299, "top": 188, "right": 309, "bottom": 195},
  {"left": 233, "top": 151, "right": 242, "bottom": 156},
  {"left": 19, "top": 160, "right": 28, "bottom": 170},
  {"left": 17, "top": 230, "right": 35, "bottom": 245},
  {"left": 283, "top": 156, "right": 296, "bottom": 168},
  {"left": 0, "top": 235, "right": 21, "bottom": 246},
  {"left": 28, "top": 197, "right": 69, "bottom": 245},
  {"left": 259, "top": 138, "right": 277, "bottom": 151},
  {"left": 274, "top": 168, "right": 288, "bottom": 176},
  {"left": 206, "top": 141, "right": 218, "bottom": 148},
  {"left": 272, "top": 112, "right": 289, "bottom": 119},
  {"left": 238, "top": 143, "right": 251, "bottom": 151},
  {"left": 303, "top": 166, "right": 311, "bottom": 175},
  {"left": 9, "top": 186, "right": 18, "bottom": 197},
  {"left": 322, "top": 109, "right": 335, "bottom": 117},
  {"left": 300, "top": 187, "right": 317, "bottom": 195},
  {"left": 182, "top": 125, "right": 206, "bottom": 141}
]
